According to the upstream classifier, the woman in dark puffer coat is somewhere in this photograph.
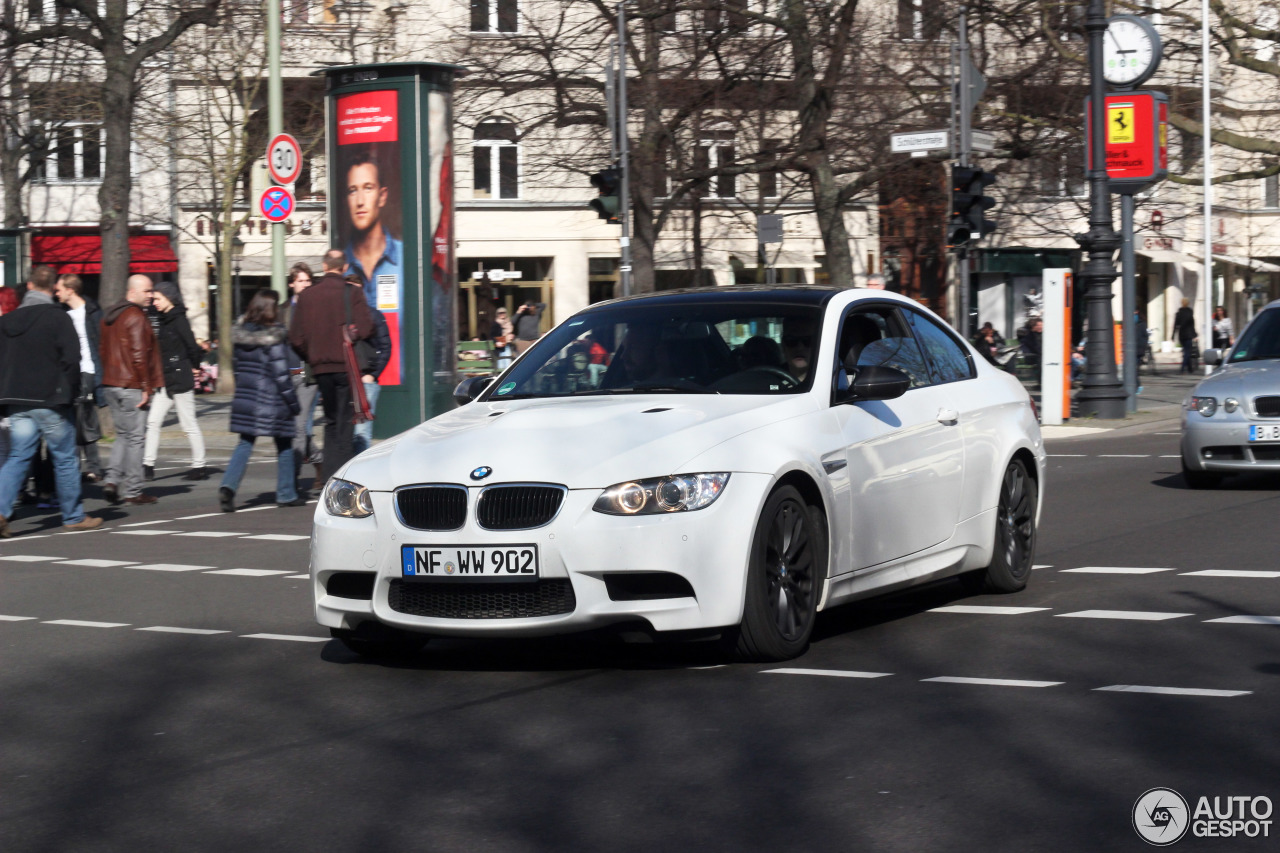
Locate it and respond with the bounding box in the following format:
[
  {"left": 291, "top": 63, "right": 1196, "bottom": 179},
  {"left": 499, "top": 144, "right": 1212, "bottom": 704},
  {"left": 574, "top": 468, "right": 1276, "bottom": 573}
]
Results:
[{"left": 218, "top": 290, "right": 302, "bottom": 511}]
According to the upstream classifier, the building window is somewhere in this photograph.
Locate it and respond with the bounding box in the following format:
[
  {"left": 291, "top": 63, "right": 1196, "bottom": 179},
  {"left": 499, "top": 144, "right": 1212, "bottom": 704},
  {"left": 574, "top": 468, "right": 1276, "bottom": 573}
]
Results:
[
  {"left": 695, "top": 136, "right": 736, "bottom": 199},
  {"left": 1265, "top": 174, "right": 1279, "bottom": 209},
  {"left": 704, "top": 0, "right": 748, "bottom": 34},
  {"left": 1037, "top": 139, "right": 1085, "bottom": 198},
  {"left": 32, "top": 122, "right": 103, "bottom": 183},
  {"left": 473, "top": 119, "right": 519, "bottom": 199},
  {"left": 898, "top": 0, "right": 942, "bottom": 40},
  {"left": 471, "top": 0, "right": 518, "bottom": 33}
]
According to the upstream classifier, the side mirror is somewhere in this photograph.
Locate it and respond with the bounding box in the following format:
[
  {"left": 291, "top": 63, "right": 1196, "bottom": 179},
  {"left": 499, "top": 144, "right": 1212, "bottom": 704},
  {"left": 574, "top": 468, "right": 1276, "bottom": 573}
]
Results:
[
  {"left": 453, "top": 376, "right": 494, "bottom": 407},
  {"left": 835, "top": 364, "right": 911, "bottom": 404},
  {"left": 1202, "top": 348, "right": 1222, "bottom": 367}
]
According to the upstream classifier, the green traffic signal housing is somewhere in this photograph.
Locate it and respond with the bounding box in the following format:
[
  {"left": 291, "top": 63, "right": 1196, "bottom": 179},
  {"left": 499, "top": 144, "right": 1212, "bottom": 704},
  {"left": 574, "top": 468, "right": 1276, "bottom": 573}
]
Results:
[
  {"left": 947, "top": 166, "right": 997, "bottom": 249},
  {"left": 589, "top": 167, "right": 622, "bottom": 224}
]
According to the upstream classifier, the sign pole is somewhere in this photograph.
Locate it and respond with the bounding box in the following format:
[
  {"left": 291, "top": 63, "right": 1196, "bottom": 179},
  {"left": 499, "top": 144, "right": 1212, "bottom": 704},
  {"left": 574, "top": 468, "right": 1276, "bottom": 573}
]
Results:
[
  {"left": 1201, "top": 0, "right": 1214, "bottom": 375},
  {"left": 1121, "top": 193, "right": 1137, "bottom": 412},
  {"left": 616, "top": 1, "right": 632, "bottom": 297},
  {"left": 956, "top": 5, "right": 971, "bottom": 335},
  {"left": 267, "top": 0, "right": 285, "bottom": 299}
]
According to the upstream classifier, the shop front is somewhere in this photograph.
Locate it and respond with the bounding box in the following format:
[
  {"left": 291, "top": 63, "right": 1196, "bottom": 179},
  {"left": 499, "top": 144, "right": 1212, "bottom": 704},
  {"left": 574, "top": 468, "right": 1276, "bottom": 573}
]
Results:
[{"left": 29, "top": 231, "right": 178, "bottom": 299}]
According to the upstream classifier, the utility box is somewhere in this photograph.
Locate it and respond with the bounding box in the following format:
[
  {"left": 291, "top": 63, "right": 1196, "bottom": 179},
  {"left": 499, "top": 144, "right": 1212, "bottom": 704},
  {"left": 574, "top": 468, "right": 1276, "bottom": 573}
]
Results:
[
  {"left": 320, "top": 62, "right": 464, "bottom": 436},
  {"left": 1041, "top": 269, "right": 1073, "bottom": 425}
]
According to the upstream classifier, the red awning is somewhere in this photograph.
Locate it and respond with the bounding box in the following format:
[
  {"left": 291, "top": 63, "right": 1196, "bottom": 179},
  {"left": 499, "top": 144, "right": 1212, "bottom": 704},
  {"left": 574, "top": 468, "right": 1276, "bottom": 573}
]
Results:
[{"left": 32, "top": 233, "right": 178, "bottom": 274}]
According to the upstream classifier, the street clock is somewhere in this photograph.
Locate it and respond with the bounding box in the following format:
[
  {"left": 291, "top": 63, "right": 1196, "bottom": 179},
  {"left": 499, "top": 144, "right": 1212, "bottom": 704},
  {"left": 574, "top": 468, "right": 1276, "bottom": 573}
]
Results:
[{"left": 1103, "top": 15, "right": 1161, "bottom": 89}]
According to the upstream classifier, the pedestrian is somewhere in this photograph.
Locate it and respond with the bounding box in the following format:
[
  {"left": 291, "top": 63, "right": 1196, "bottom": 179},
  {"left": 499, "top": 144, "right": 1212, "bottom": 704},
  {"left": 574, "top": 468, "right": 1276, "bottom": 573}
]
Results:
[
  {"left": 219, "top": 290, "right": 303, "bottom": 512},
  {"left": 865, "top": 273, "right": 886, "bottom": 290},
  {"left": 283, "top": 262, "right": 321, "bottom": 489},
  {"left": 972, "top": 322, "right": 999, "bottom": 365},
  {"left": 0, "top": 265, "right": 102, "bottom": 536},
  {"left": 53, "top": 274, "right": 105, "bottom": 482},
  {"left": 99, "top": 274, "right": 163, "bottom": 505},
  {"left": 513, "top": 299, "right": 546, "bottom": 354},
  {"left": 289, "top": 249, "right": 373, "bottom": 480},
  {"left": 490, "top": 306, "right": 515, "bottom": 370},
  {"left": 350, "top": 280, "right": 391, "bottom": 456},
  {"left": 1018, "top": 318, "right": 1043, "bottom": 369},
  {"left": 1172, "top": 298, "right": 1198, "bottom": 373},
  {"left": 141, "top": 281, "right": 208, "bottom": 481},
  {"left": 1212, "top": 306, "right": 1234, "bottom": 350}
]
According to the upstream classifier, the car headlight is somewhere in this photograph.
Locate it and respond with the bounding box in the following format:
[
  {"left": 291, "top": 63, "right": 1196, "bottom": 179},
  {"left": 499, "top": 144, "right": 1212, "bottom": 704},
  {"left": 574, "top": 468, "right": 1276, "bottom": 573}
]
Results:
[
  {"left": 323, "top": 478, "right": 374, "bottom": 518},
  {"left": 593, "top": 473, "right": 730, "bottom": 515},
  {"left": 1189, "top": 396, "right": 1218, "bottom": 417}
]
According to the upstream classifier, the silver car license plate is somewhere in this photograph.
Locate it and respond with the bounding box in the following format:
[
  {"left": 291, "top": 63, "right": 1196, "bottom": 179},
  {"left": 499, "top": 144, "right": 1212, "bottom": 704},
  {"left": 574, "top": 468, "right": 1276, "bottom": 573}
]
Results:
[
  {"left": 401, "top": 544, "right": 539, "bottom": 581},
  {"left": 1250, "top": 425, "right": 1280, "bottom": 442}
]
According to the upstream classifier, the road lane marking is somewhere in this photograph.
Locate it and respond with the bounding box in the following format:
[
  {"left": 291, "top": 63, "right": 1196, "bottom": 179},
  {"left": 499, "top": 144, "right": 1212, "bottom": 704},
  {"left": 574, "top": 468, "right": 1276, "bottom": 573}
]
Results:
[
  {"left": 237, "top": 506, "right": 278, "bottom": 513},
  {"left": 763, "top": 668, "right": 893, "bottom": 679},
  {"left": 922, "top": 676, "right": 1062, "bottom": 688},
  {"left": 1160, "top": 455, "right": 1180, "bottom": 458},
  {"left": 206, "top": 569, "right": 293, "bottom": 577},
  {"left": 929, "top": 605, "right": 1050, "bottom": 615},
  {"left": 128, "top": 564, "right": 216, "bottom": 572},
  {"left": 176, "top": 513, "right": 224, "bottom": 520},
  {"left": 1099, "top": 454, "right": 1151, "bottom": 458},
  {"left": 1061, "top": 567, "right": 1174, "bottom": 574},
  {"left": 1047, "top": 454, "right": 1087, "bottom": 457},
  {"left": 57, "top": 559, "right": 139, "bottom": 567},
  {"left": 240, "top": 633, "right": 328, "bottom": 642},
  {"left": 118, "top": 520, "right": 173, "bottom": 528},
  {"left": 1057, "top": 610, "right": 1192, "bottom": 621},
  {"left": 175, "top": 532, "right": 246, "bottom": 538},
  {"left": 1182, "top": 570, "right": 1280, "bottom": 578},
  {"left": 43, "top": 619, "right": 130, "bottom": 628},
  {"left": 285, "top": 574, "right": 309, "bottom": 579},
  {"left": 1155, "top": 432, "right": 1180, "bottom": 435},
  {"left": 0, "top": 555, "right": 67, "bottom": 562},
  {"left": 136, "top": 626, "right": 230, "bottom": 635},
  {"left": 1204, "top": 615, "right": 1280, "bottom": 625},
  {"left": 242, "top": 534, "right": 310, "bottom": 542},
  {"left": 1094, "top": 685, "right": 1250, "bottom": 698},
  {"left": 1033, "top": 564, "right": 1053, "bottom": 569},
  {"left": 112, "top": 530, "right": 184, "bottom": 536},
  {"left": 0, "top": 615, "right": 37, "bottom": 621}
]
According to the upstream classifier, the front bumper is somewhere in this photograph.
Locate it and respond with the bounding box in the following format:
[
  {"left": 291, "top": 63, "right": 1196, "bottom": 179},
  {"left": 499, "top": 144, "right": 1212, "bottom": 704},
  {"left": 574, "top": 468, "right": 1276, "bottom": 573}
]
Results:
[
  {"left": 310, "top": 473, "right": 771, "bottom": 638},
  {"left": 1181, "top": 416, "right": 1280, "bottom": 473}
]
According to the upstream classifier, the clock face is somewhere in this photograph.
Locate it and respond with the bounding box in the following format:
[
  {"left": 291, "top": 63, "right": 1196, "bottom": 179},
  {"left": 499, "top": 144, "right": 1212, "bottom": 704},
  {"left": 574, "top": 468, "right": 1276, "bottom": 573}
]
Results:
[{"left": 1104, "top": 17, "right": 1159, "bottom": 86}]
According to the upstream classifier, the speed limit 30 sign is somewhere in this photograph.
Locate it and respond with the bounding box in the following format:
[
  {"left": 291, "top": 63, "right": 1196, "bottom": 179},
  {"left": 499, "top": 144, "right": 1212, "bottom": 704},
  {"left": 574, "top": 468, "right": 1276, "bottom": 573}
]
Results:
[{"left": 267, "top": 133, "right": 302, "bottom": 185}]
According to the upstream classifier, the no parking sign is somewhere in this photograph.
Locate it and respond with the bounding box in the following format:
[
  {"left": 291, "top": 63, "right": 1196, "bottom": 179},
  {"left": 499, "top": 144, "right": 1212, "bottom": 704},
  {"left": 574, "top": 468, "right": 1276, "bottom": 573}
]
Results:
[{"left": 258, "top": 186, "right": 295, "bottom": 223}]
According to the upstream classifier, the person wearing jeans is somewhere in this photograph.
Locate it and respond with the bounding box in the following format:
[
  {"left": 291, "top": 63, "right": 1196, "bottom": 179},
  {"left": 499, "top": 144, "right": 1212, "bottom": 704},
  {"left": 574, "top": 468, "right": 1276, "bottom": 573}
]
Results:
[
  {"left": 219, "top": 290, "right": 302, "bottom": 511},
  {"left": 352, "top": 295, "right": 391, "bottom": 456},
  {"left": 99, "top": 275, "right": 163, "bottom": 504},
  {"left": 0, "top": 265, "right": 101, "bottom": 535}
]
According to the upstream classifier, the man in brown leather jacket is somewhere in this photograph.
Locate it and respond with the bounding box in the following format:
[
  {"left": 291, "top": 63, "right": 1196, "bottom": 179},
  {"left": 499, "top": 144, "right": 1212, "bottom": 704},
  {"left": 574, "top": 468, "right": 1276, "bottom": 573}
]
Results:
[{"left": 100, "top": 274, "right": 163, "bottom": 504}]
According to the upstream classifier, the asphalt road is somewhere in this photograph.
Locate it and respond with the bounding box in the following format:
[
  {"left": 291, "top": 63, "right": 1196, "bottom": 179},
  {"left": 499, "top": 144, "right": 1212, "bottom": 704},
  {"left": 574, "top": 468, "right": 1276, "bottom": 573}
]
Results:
[{"left": 2, "top": 423, "right": 1278, "bottom": 852}]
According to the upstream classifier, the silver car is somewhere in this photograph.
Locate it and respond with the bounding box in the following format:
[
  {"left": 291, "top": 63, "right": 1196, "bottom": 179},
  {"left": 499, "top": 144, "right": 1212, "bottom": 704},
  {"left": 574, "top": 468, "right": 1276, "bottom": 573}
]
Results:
[{"left": 1181, "top": 301, "right": 1280, "bottom": 488}]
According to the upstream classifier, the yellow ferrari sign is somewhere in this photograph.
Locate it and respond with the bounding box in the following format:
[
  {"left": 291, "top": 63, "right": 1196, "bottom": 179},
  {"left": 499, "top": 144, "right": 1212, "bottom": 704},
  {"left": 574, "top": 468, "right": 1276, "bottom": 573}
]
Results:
[{"left": 1108, "top": 103, "right": 1136, "bottom": 144}]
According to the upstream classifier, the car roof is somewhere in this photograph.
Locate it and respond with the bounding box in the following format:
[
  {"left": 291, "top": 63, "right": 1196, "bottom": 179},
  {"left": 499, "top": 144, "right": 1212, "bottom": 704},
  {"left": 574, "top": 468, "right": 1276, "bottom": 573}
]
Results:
[{"left": 584, "top": 285, "right": 846, "bottom": 312}]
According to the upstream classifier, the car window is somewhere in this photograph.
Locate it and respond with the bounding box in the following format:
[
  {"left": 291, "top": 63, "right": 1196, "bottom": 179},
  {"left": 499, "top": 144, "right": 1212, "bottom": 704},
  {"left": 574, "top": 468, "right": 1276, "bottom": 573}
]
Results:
[
  {"left": 905, "top": 310, "right": 975, "bottom": 383},
  {"left": 488, "top": 303, "right": 825, "bottom": 398},
  {"left": 1228, "top": 308, "right": 1280, "bottom": 363},
  {"left": 835, "top": 306, "right": 932, "bottom": 389}
]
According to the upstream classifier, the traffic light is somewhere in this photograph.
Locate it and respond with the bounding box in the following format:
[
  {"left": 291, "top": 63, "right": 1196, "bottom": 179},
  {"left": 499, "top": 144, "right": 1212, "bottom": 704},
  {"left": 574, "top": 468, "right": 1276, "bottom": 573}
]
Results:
[
  {"left": 947, "top": 166, "right": 997, "bottom": 249},
  {"left": 589, "top": 167, "right": 621, "bottom": 224}
]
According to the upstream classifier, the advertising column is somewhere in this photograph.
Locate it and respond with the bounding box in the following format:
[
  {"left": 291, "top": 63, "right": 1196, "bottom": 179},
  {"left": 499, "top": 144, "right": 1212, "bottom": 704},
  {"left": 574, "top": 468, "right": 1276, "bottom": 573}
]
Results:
[{"left": 323, "top": 63, "right": 462, "bottom": 436}]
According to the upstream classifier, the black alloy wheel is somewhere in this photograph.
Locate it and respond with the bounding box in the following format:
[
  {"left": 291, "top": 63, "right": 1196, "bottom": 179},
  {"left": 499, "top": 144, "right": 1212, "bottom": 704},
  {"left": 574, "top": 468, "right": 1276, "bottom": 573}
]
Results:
[
  {"left": 963, "top": 458, "right": 1038, "bottom": 594},
  {"left": 727, "top": 485, "right": 827, "bottom": 661}
]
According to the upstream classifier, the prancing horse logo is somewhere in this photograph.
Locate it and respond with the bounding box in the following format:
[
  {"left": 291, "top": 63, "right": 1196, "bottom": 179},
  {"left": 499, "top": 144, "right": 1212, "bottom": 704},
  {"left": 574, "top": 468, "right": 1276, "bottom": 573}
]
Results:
[{"left": 470, "top": 466, "right": 493, "bottom": 481}]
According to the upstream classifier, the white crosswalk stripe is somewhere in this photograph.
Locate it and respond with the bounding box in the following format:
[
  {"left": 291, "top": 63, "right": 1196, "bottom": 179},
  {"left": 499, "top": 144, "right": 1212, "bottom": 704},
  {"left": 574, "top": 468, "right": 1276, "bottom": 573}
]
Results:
[
  {"left": 128, "top": 564, "right": 216, "bottom": 573},
  {"left": 0, "top": 555, "right": 66, "bottom": 562},
  {"left": 241, "top": 633, "right": 328, "bottom": 642},
  {"left": 1181, "top": 570, "right": 1280, "bottom": 578},
  {"left": 929, "top": 605, "right": 1050, "bottom": 615},
  {"left": 1061, "top": 567, "right": 1174, "bottom": 574},
  {"left": 43, "top": 619, "right": 130, "bottom": 628},
  {"left": 206, "top": 569, "right": 293, "bottom": 577},
  {"left": 922, "top": 676, "right": 1063, "bottom": 688},
  {"left": 1057, "top": 610, "right": 1192, "bottom": 621},
  {"left": 136, "top": 626, "right": 230, "bottom": 635},
  {"left": 1094, "top": 685, "right": 1250, "bottom": 698},
  {"left": 763, "top": 668, "right": 893, "bottom": 679},
  {"left": 1204, "top": 615, "right": 1280, "bottom": 625}
]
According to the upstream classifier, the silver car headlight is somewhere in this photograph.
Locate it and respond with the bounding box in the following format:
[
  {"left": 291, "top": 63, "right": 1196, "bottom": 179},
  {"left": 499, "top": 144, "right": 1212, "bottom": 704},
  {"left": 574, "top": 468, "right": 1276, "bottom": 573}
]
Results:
[
  {"left": 593, "top": 473, "right": 731, "bottom": 516},
  {"left": 323, "top": 478, "right": 374, "bottom": 518},
  {"left": 1189, "top": 396, "right": 1218, "bottom": 417}
]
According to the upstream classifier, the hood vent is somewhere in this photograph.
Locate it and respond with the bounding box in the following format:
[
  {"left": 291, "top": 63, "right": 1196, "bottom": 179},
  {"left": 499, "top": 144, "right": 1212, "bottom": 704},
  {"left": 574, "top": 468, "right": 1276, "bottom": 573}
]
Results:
[{"left": 641, "top": 407, "right": 672, "bottom": 414}]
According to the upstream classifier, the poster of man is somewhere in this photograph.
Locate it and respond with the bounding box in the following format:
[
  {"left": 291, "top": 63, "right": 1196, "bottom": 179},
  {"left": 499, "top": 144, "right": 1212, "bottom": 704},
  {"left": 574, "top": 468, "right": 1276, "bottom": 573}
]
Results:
[{"left": 335, "top": 89, "right": 404, "bottom": 385}]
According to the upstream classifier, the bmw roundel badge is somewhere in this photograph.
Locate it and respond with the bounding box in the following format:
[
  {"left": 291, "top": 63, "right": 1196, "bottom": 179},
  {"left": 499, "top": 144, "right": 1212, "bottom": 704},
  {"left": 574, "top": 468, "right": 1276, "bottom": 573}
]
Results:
[{"left": 470, "top": 466, "right": 493, "bottom": 481}]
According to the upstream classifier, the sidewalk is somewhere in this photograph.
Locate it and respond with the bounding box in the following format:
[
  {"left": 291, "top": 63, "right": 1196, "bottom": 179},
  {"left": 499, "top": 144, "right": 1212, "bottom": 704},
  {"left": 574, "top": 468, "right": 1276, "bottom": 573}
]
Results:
[
  {"left": 101, "top": 394, "right": 305, "bottom": 455},
  {"left": 1041, "top": 370, "right": 1200, "bottom": 439}
]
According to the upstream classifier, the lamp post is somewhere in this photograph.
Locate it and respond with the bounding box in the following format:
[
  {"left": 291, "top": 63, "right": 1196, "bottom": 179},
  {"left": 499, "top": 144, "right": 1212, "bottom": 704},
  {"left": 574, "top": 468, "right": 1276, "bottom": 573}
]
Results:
[
  {"left": 1075, "top": 0, "right": 1126, "bottom": 419},
  {"left": 231, "top": 235, "right": 245, "bottom": 321}
]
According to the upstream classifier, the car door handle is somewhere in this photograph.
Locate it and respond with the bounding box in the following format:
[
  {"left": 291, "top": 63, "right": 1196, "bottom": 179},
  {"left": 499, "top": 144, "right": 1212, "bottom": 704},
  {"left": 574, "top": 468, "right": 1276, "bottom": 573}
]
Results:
[{"left": 937, "top": 408, "right": 959, "bottom": 425}]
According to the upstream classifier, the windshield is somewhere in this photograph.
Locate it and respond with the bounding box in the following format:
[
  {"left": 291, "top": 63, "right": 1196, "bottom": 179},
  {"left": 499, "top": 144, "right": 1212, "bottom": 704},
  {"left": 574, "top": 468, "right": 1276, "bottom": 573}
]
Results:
[
  {"left": 485, "top": 301, "right": 825, "bottom": 399},
  {"left": 1228, "top": 309, "right": 1280, "bottom": 363}
]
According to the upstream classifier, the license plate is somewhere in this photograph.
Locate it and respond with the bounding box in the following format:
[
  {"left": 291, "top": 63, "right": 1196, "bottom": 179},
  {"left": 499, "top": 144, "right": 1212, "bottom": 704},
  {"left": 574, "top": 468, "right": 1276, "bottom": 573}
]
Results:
[
  {"left": 1250, "top": 425, "right": 1280, "bottom": 442},
  {"left": 401, "top": 544, "right": 539, "bottom": 581}
]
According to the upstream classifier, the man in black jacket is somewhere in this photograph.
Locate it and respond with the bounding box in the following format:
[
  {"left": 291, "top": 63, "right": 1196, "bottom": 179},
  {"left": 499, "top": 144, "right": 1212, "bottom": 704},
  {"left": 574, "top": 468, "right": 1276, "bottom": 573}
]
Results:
[
  {"left": 0, "top": 266, "right": 102, "bottom": 536},
  {"left": 54, "top": 274, "right": 105, "bottom": 481}
]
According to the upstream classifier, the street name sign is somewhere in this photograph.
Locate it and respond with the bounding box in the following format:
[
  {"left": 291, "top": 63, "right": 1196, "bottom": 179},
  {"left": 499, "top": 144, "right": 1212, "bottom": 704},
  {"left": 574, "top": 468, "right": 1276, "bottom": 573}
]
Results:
[
  {"left": 971, "top": 129, "right": 997, "bottom": 152},
  {"left": 891, "top": 130, "right": 949, "bottom": 154}
]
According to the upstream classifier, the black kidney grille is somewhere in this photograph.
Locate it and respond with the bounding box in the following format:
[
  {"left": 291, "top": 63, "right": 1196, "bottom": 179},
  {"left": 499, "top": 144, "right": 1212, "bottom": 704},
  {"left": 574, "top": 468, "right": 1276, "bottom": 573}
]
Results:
[
  {"left": 389, "top": 579, "right": 576, "bottom": 619},
  {"left": 397, "top": 486, "right": 467, "bottom": 530},
  {"left": 477, "top": 485, "right": 565, "bottom": 530},
  {"left": 1255, "top": 396, "right": 1280, "bottom": 418}
]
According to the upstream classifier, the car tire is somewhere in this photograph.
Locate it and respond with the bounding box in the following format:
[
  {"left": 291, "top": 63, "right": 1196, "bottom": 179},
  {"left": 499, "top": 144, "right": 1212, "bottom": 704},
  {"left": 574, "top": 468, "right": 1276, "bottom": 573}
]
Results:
[
  {"left": 1181, "top": 454, "right": 1222, "bottom": 489},
  {"left": 330, "top": 624, "right": 428, "bottom": 659},
  {"left": 724, "top": 485, "right": 827, "bottom": 662},
  {"left": 963, "top": 458, "right": 1038, "bottom": 594}
]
